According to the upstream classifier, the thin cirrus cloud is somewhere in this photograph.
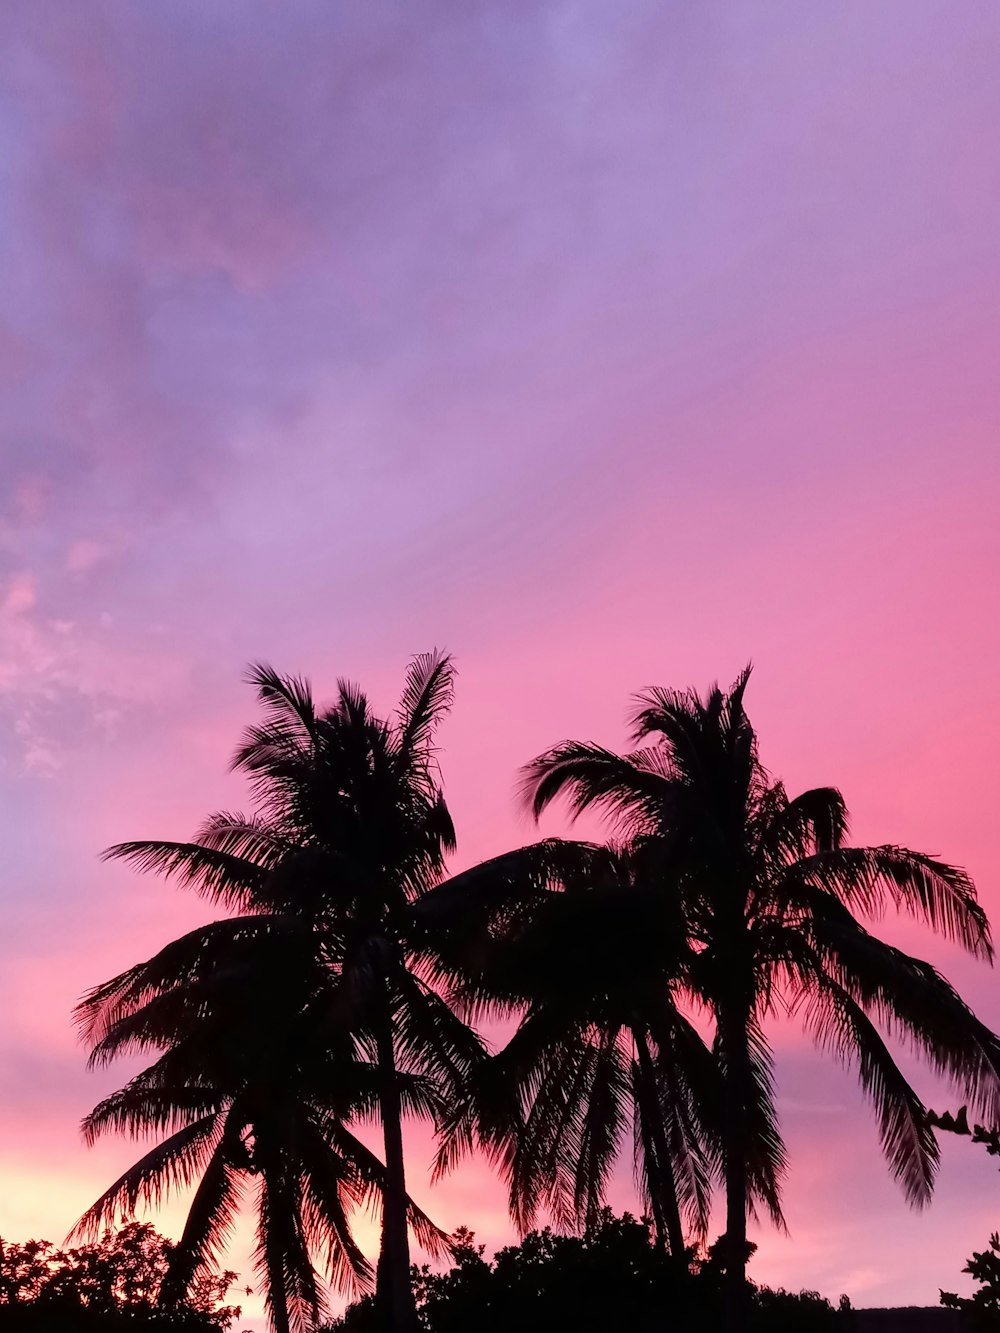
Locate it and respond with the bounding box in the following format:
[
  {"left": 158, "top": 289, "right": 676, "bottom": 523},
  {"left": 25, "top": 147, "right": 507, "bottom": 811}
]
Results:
[{"left": 0, "top": 0, "right": 998, "bottom": 1316}]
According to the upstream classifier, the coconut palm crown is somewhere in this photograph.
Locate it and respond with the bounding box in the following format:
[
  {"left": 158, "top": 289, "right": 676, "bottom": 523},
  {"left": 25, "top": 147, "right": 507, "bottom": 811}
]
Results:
[{"left": 75, "top": 913, "right": 448, "bottom": 1333}]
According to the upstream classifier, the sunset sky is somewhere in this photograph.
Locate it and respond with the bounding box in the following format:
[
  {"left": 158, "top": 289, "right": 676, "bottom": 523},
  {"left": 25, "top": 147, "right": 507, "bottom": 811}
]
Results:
[{"left": 1, "top": 0, "right": 1000, "bottom": 1321}]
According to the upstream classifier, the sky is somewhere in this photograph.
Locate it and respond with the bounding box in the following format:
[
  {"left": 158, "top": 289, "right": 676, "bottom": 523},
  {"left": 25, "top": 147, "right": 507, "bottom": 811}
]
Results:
[{"left": 1, "top": 0, "right": 999, "bottom": 1322}]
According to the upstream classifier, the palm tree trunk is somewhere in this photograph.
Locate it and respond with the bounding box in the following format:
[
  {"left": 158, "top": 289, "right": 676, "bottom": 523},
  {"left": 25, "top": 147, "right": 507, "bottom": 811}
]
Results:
[
  {"left": 718, "top": 1002, "right": 751, "bottom": 1333},
  {"left": 269, "top": 1291, "right": 291, "bottom": 1333},
  {"left": 634, "top": 1029, "right": 686, "bottom": 1259},
  {"left": 376, "top": 982, "right": 418, "bottom": 1333}
]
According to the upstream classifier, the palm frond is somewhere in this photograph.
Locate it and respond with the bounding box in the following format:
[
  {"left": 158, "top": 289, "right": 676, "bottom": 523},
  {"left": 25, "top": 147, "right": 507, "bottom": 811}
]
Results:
[
  {"left": 161, "top": 1126, "right": 246, "bottom": 1304},
  {"left": 396, "top": 651, "right": 455, "bottom": 763},
  {"left": 757, "top": 786, "right": 849, "bottom": 862},
  {"left": 297, "top": 1116, "right": 375, "bottom": 1296},
  {"left": 783, "top": 845, "right": 991, "bottom": 960},
  {"left": 254, "top": 1161, "right": 324, "bottom": 1333},
  {"left": 75, "top": 914, "right": 299, "bottom": 1047},
  {"left": 805, "top": 906, "right": 1000, "bottom": 1121},
  {"left": 652, "top": 1041, "right": 716, "bottom": 1242},
  {"left": 571, "top": 1029, "right": 629, "bottom": 1228},
  {"left": 82, "top": 1078, "right": 225, "bottom": 1144},
  {"left": 72, "top": 1113, "right": 222, "bottom": 1237},
  {"left": 101, "top": 840, "right": 266, "bottom": 911},
  {"left": 239, "top": 664, "right": 319, "bottom": 753},
  {"left": 719, "top": 1020, "right": 787, "bottom": 1230},
  {"left": 331, "top": 678, "right": 372, "bottom": 732},
  {"left": 392, "top": 969, "right": 488, "bottom": 1106},
  {"left": 194, "top": 811, "right": 292, "bottom": 865},
  {"left": 520, "top": 741, "right": 675, "bottom": 836},
  {"left": 316, "top": 1117, "right": 452, "bottom": 1260},
  {"left": 795, "top": 973, "right": 939, "bottom": 1205}
]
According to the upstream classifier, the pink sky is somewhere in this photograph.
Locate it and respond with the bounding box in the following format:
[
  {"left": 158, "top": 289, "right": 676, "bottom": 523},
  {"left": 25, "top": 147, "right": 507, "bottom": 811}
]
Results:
[{"left": 1, "top": 0, "right": 1000, "bottom": 1321}]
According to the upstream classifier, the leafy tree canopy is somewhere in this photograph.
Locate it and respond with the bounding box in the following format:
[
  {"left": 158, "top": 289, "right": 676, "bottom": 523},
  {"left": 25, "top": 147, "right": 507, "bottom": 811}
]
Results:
[{"left": 0, "top": 1223, "right": 241, "bottom": 1331}]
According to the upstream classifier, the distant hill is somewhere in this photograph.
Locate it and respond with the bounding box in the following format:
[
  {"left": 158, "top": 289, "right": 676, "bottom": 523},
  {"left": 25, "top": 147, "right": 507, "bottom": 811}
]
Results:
[{"left": 853, "top": 1310, "right": 962, "bottom": 1333}]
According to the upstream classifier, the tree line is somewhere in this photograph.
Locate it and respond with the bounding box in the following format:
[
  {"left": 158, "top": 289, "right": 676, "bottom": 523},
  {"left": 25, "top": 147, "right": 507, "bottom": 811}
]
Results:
[
  {"left": 328, "top": 1209, "right": 850, "bottom": 1333},
  {"left": 66, "top": 654, "right": 1000, "bottom": 1332},
  {"left": 0, "top": 1211, "right": 849, "bottom": 1333}
]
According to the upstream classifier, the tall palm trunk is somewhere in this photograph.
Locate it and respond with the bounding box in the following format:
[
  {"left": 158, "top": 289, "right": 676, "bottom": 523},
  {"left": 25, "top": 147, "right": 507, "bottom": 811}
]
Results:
[
  {"left": 718, "top": 1000, "right": 751, "bottom": 1333},
  {"left": 376, "top": 979, "right": 417, "bottom": 1333},
  {"left": 634, "top": 1028, "right": 686, "bottom": 1259}
]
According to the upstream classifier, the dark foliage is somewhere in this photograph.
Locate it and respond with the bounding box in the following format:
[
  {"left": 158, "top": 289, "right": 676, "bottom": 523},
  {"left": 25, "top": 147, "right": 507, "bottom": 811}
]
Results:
[
  {"left": 0, "top": 1223, "right": 239, "bottom": 1330},
  {"left": 324, "top": 1210, "right": 846, "bottom": 1333},
  {"left": 931, "top": 1109, "right": 1000, "bottom": 1325},
  {"left": 942, "top": 1235, "right": 1000, "bottom": 1328}
]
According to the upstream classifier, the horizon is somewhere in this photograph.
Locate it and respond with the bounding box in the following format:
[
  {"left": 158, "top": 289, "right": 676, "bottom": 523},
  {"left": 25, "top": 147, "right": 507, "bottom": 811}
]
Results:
[{"left": 1, "top": 3, "right": 999, "bottom": 1328}]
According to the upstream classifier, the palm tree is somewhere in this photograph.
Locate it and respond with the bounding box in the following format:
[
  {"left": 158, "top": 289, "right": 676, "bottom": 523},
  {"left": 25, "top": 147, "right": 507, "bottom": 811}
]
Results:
[
  {"left": 83, "top": 653, "right": 485, "bottom": 1331},
  {"left": 521, "top": 668, "right": 1000, "bottom": 1331},
  {"left": 427, "top": 841, "right": 724, "bottom": 1258},
  {"left": 75, "top": 912, "right": 449, "bottom": 1332}
]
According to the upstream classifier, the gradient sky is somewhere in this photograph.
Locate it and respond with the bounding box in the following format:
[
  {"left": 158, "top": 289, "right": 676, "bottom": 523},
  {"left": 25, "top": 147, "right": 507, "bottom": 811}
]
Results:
[{"left": 1, "top": 0, "right": 1000, "bottom": 1322}]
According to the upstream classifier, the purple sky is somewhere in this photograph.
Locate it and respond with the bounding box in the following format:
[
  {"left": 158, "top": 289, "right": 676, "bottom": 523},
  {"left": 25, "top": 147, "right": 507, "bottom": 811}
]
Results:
[{"left": 2, "top": 0, "right": 1000, "bottom": 1320}]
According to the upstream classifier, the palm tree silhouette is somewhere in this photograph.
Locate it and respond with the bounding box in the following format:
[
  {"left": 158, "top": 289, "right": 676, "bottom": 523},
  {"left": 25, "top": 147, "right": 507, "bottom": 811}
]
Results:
[
  {"left": 429, "top": 841, "right": 726, "bottom": 1257},
  {"left": 80, "top": 653, "right": 483, "bottom": 1331},
  {"left": 521, "top": 668, "right": 1000, "bottom": 1331},
  {"left": 75, "top": 913, "right": 447, "bottom": 1332}
]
